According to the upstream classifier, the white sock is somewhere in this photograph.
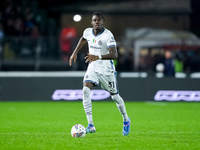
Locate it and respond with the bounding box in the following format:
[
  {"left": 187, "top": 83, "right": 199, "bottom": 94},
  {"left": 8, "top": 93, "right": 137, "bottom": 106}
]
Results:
[
  {"left": 82, "top": 86, "right": 93, "bottom": 125},
  {"left": 111, "top": 94, "right": 129, "bottom": 122}
]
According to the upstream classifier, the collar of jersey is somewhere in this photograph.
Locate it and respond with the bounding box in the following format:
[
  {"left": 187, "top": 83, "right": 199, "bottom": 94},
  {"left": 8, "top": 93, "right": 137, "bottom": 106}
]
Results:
[{"left": 92, "top": 27, "right": 105, "bottom": 37}]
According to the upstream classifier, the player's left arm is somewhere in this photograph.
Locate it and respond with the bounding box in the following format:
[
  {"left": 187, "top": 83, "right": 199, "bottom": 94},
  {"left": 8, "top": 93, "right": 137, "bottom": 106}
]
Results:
[{"left": 103, "top": 46, "right": 118, "bottom": 59}]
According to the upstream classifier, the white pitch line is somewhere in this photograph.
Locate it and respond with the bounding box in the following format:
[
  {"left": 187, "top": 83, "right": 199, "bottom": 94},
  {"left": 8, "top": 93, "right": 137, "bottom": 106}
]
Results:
[
  {"left": 145, "top": 101, "right": 167, "bottom": 106},
  {"left": 0, "top": 132, "right": 199, "bottom": 135}
]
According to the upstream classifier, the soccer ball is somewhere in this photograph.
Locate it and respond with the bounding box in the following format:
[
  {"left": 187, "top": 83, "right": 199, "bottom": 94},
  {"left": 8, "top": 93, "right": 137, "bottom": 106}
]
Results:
[{"left": 71, "top": 124, "right": 86, "bottom": 138}]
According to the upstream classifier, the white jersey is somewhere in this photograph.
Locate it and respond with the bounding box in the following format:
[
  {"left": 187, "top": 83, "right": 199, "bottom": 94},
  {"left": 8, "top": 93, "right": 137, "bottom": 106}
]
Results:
[{"left": 83, "top": 27, "right": 117, "bottom": 75}]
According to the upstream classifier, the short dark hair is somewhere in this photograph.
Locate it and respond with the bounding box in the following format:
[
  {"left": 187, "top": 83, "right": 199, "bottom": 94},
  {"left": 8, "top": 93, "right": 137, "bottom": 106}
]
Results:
[{"left": 92, "top": 12, "right": 105, "bottom": 21}]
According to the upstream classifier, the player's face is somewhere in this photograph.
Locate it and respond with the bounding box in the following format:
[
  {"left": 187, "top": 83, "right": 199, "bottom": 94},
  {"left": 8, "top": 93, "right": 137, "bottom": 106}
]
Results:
[{"left": 91, "top": 15, "right": 103, "bottom": 30}]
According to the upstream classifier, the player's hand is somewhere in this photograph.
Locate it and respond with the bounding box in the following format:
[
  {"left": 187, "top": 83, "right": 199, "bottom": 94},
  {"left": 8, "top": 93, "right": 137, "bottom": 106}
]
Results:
[
  {"left": 69, "top": 53, "right": 77, "bottom": 66},
  {"left": 85, "top": 53, "right": 99, "bottom": 63}
]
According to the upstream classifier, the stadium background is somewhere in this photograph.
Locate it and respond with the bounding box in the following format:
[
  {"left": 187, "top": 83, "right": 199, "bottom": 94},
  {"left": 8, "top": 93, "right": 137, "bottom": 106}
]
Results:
[{"left": 0, "top": 0, "right": 200, "bottom": 101}]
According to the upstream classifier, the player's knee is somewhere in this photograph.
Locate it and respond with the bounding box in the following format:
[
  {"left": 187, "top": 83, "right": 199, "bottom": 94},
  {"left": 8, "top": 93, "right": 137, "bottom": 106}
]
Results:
[
  {"left": 83, "top": 86, "right": 90, "bottom": 97},
  {"left": 111, "top": 94, "right": 123, "bottom": 104},
  {"left": 111, "top": 94, "right": 119, "bottom": 100}
]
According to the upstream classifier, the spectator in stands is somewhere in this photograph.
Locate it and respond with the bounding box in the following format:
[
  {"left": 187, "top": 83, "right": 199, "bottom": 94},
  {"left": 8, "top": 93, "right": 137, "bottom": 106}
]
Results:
[
  {"left": 31, "top": 25, "right": 41, "bottom": 39},
  {"left": 4, "top": 0, "right": 15, "bottom": 19},
  {"left": 0, "top": 22, "right": 4, "bottom": 40},
  {"left": 23, "top": 15, "right": 34, "bottom": 35},
  {"left": 14, "top": 17, "right": 24, "bottom": 36},
  {"left": 5, "top": 18, "right": 17, "bottom": 35},
  {"left": 14, "top": 5, "right": 23, "bottom": 19}
]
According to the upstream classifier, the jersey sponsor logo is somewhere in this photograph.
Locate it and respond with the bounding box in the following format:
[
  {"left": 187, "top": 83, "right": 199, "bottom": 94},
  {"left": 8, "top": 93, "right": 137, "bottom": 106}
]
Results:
[
  {"left": 154, "top": 90, "right": 200, "bottom": 101},
  {"left": 98, "top": 40, "right": 102, "bottom": 45},
  {"left": 52, "top": 89, "right": 110, "bottom": 100},
  {"left": 90, "top": 46, "right": 102, "bottom": 50}
]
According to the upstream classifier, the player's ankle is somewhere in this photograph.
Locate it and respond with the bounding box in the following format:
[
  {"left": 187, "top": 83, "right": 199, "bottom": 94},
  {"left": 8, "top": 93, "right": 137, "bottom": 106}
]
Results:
[{"left": 87, "top": 123, "right": 94, "bottom": 127}]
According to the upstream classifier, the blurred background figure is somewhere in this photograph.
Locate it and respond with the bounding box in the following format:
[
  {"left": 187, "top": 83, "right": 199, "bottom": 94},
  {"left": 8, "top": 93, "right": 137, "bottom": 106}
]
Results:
[
  {"left": 163, "top": 50, "right": 175, "bottom": 77},
  {"left": 174, "top": 52, "right": 183, "bottom": 73},
  {"left": 0, "top": 23, "right": 4, "bottom": 40},
  {"left": 60, "top": 27, "right": 77, "bottom": 62}
]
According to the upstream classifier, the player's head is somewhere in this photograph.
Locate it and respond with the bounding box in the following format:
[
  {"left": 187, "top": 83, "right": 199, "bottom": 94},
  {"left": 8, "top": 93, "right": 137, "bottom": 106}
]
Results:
[{"left": 91, "top": 12, "right": 105, "bottom": 30}]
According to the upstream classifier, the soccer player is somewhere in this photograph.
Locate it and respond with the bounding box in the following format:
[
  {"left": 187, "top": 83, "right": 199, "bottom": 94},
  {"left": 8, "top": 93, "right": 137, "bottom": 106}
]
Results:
[{"left": 69, "top": 12, "right": 131, "bottom": 136}]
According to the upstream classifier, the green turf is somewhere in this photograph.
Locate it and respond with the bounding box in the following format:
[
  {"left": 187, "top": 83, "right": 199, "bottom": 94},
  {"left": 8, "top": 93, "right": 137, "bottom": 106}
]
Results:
[{"left": 0, "top": 101, "right": 200, "bottom": 150}]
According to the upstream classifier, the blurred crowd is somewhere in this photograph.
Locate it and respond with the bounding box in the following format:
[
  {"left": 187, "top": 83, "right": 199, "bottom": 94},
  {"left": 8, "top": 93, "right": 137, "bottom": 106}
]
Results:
[
  {"left": 0, "top": 0, "right": 41, "bottom": 39},
  {"left": 139, "top": 49, "right": 200, "bottom": 76},
  {"left": 0, "top": 0, "right": 200, "bottom": 73}
]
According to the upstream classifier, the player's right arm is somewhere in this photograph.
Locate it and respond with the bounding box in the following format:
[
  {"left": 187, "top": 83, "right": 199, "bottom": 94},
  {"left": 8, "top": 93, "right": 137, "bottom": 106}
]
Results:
[{"left": 69, "top": 37, "right": 87, "bottom": 66}]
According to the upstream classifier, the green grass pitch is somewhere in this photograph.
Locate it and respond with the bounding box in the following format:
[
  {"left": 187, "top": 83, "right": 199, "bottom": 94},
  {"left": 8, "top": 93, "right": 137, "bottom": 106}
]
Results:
[{"left": 0, "top": 101, "right": 200, "bottom": 150}]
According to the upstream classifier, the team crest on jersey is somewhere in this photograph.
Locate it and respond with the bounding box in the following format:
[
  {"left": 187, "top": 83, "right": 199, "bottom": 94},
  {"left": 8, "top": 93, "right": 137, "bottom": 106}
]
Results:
[{"left": 98, "top": 40, "right": 102, "bottom": 45}]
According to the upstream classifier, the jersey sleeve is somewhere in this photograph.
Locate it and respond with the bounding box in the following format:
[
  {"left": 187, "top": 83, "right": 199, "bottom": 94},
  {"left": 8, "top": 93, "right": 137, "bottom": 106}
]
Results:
[
  {"left": 107, "top": 32, "right": 116, "bottom": 48},
  {"left": 83, "top": 28, "right": 89, "bottom": 40}
]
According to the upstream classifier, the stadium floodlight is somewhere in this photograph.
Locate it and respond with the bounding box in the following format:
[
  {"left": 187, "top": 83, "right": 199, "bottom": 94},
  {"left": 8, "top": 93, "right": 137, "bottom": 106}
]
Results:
[{"left": 73, "top": 14, "right": 82, "bottom": 22}]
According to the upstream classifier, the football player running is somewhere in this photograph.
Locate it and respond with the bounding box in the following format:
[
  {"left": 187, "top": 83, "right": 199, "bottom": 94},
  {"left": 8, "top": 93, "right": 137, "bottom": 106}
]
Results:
[{"left": 69, "top": 12, "right": 131, "bottom": 136}]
